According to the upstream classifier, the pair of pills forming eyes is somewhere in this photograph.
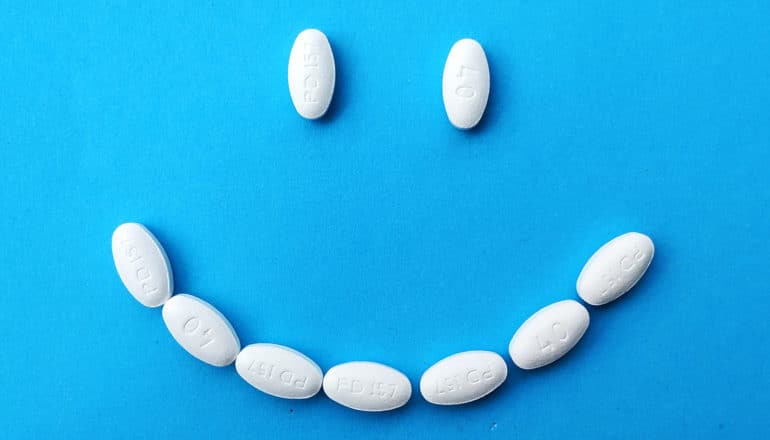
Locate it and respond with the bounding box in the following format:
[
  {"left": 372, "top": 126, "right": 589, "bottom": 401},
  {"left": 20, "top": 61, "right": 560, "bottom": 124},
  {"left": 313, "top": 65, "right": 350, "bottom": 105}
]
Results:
[
  {"left": 112, "top": 223, "right": 654, "bottom": 411},
  {"left": 289, "top": 29, "right": 490, "bottom": 129}
]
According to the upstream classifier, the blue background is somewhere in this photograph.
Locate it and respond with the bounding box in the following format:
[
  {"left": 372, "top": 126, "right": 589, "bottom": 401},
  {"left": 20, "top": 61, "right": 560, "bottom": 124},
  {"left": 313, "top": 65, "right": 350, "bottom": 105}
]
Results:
[{"left": 1, "top": 1, "right": 769, "bottom": 438}]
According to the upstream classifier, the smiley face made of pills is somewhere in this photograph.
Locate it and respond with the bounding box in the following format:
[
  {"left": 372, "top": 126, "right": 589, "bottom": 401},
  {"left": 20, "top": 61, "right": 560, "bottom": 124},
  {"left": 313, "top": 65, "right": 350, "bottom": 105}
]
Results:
[{"left": 111, "top": 29, "right": 655, "bottom": 412}]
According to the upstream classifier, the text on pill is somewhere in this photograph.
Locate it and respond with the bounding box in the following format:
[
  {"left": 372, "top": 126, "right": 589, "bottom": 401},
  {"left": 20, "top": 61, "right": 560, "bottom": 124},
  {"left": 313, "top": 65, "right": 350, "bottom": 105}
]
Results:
[
  {"left": 120, "top": 239, "right": 159, "bottom": 297},
  {"left": 600, "top": 248, "right": 646, "bottom": 298},
  {"left": 182, "top": 316, "right": 215, "bottom": 348},
  {"left": 432, "top": 366, "right": 496, "bottom": 395},
  {"left": 455, "top": 65, "right": 480, "bottom": 98},
  {"left": 303, "top": 43, "right": 321, "bottom": 103},
  {"left": 334, "top": 377, "right": 399, "bottom": 399},
  {"left": 246, "top": 360, "right": 309, "bottom": 389},
  {"left": 536, "top": 322, "right": 569, "bottom": 353}
]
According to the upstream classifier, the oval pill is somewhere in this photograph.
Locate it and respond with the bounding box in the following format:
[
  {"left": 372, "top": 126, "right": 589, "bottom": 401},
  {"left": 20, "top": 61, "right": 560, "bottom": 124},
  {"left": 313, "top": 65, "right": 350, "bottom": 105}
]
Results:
[
  {"left": 420, "top": 350, "right": 507, "bottom": 405},
  {"left": 442, "top": 38, "right": 490, "bottom": 129},
  {"left": 162, "top": 294, "right": 240, "bottom": 367},
  {"left": 288, "top": 28, "right": 335, "bottom": 119},
  {"left": 236, "top": 343, "right": 323, "bottom": 399},
  {"left": 322, "top": 361, "right": 411, "bottom": 412},
  {"left": 112, "top": 222, "right": 173, "bottom": 308},
  {"left": 509, "top": 300, "right": 589, "bottom": 370},
  {"left": 577, "top": 232, "right": 655, "bottom": 306}
]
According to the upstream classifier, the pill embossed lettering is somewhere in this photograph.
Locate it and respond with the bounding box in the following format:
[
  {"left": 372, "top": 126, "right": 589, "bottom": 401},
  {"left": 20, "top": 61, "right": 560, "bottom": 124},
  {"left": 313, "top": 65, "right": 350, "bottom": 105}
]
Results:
[
  {"left": 322, "top": 361, "right": 411, "bottom": 412},
  {"left": 162, "top": 294, "right": 240, "bottom": 367},
  {"left": 236, "top": 343, "right": 323, "bottom": 399},
  {"left": 420, "top": 351, "right": 507, "bottom": 405},
  {"left": 442, "top": 38, "right": 490, "bottom": 129},
  {"left": 288, "top": 29, "right": 335, "bottom": 119},
  {"left": 112, "top": 223, "right": 173, "bottom": 308},
  {"left": 509, "top": 300, "right": 589, "bottom": 370},
  {"left": 577, "top": 232, "right": 655, "bottom": 306}
]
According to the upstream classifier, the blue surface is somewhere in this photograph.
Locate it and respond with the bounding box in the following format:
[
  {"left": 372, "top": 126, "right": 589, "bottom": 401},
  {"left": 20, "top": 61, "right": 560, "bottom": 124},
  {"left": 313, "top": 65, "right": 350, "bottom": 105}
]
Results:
[{"left": 1, "top": 1, "right": 769, "bottom": 439}]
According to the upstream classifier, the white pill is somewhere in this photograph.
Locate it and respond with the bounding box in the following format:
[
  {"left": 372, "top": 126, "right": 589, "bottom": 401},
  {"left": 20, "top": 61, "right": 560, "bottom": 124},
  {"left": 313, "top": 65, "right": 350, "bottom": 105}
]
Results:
[
  {"left": 236, "top": 343, "right": 323, "bottom": 399},
  {"left": 577, "top": 232, "right": 655, "bottom": 306},
  {"left": 322, "top": 361, "right": 411, "bottom": 412},
  {"left": 112, "top": 222, "right": 173, "bottom": 308},
  {"left": 420, "top": 350, "right": 507, "bottom": 405},
  {"left": 442, "top": 38, "right": 490, "bottom": 129},
  {"left": 162, "top": 294, "right": 240, "bottom": 367},
  {"left": 288, "top": 29, "right": 335, "bottom": 119},
  {"left": 509, "top": 300, "right": 589, "bottom": 370}
]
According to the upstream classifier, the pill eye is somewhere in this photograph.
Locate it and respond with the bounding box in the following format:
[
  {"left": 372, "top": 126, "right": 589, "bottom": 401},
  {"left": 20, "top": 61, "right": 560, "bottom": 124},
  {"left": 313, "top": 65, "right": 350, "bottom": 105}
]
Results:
[
  {"left": 288, "top": 29, "right": 336, "bottom": 120},
  {"left": 442, "top": 39, "right": 490, "bottom": 129}
]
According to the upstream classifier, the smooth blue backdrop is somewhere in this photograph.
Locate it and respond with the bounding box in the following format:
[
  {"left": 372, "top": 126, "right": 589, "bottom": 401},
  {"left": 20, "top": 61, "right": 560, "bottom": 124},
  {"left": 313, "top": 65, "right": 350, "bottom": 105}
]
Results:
[{"left": 1, "top": 1, "right": 768, "bottom": 438}]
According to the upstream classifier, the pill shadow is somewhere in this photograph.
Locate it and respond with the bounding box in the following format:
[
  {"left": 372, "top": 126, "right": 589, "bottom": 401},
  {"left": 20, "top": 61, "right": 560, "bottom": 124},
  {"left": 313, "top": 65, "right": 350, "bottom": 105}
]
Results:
[
  {"left": 234, "top": 379, "right": 329, "bottom": 416},
  {"left": 319, "top": 394, "right": 419, "bottom": 419},
  {"left": 314, "top": 37, "right": 349, "bottom": 124},
  {"left": 142, "top": 222, "right": 191, "bottom": 293},
  {"left": 256, "top": 373, "right": 415, "bottom": 417}
]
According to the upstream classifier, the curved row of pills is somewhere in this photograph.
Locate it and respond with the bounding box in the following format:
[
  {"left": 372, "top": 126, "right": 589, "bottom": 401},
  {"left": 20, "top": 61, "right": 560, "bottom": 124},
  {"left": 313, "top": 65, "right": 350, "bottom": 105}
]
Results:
[
  {"left": 112, "top": 223, "right": 654, "bottom": 411},
  {"left": 288, "top": 29, "right": 490, "bottom": 130}
]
